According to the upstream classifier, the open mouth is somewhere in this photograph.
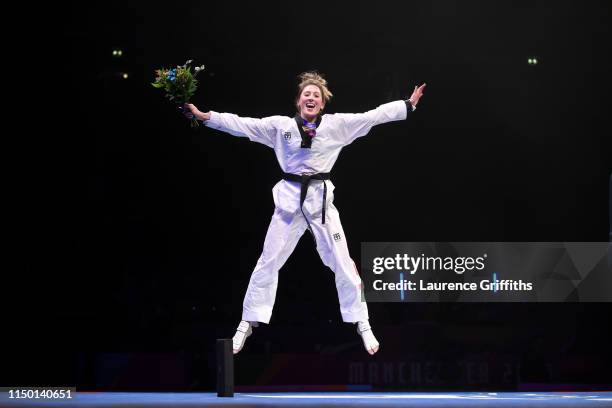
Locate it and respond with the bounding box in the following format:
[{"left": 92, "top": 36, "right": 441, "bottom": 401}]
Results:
[{"left": 305, "top": 102, "right": 316, "bottom": 110}]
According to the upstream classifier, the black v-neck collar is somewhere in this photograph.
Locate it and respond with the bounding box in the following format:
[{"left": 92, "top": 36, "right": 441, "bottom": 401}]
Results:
[{"left": 294, "top": 114, "right": 322, "bottom": 149}]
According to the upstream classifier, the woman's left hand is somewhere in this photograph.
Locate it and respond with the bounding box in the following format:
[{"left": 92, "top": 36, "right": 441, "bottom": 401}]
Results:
[{"left": 409, "top": 83, "right": 427, "bottom": 107}]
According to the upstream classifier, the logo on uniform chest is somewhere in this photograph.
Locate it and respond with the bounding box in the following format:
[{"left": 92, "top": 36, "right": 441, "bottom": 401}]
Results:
[{"left": 284, "top": 129, "right": 325, "bottom": 149}]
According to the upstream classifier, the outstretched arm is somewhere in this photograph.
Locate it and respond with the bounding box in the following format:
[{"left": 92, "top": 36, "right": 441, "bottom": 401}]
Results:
[
  {"left": 181, "top": 103, "right": 276, "bottom": 148},
  {"left": 337, "top": 83, "right": 426, "bottom": 145}
]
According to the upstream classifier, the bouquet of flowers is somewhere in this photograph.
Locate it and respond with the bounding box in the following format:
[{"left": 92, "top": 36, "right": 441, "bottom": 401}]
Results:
[{"left": 152, "top": 59, "right": 205, "bottom": 127}]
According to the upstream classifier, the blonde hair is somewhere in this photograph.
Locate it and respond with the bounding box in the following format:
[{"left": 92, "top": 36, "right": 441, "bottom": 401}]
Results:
[{"left": 295, "top": 71, "right": 333, "bottom": 111}]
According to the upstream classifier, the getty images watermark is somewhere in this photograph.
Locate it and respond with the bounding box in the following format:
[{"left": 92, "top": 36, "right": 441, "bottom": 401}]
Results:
[
  {"left": 361, "top": 242, "right": 612, "bottom": 302},
  {"left": 371, "top": 252, "right": 532, "bottom": 292}
]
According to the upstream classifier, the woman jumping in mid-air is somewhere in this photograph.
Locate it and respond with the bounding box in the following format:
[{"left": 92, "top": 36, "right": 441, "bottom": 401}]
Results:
[{"left": 183, "top": 72, "right": 426, "bottom": 355}]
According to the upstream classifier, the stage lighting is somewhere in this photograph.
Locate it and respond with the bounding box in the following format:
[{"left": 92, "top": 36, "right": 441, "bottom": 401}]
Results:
[
  {"left": 122, "top": 73, "right": 129, "bottom": 79},
  {"left": 528, "top": 58, "right": 538, "bottom": 65},
  {"left": 112, "top": 49, "right": 123, "bottom": 57}
]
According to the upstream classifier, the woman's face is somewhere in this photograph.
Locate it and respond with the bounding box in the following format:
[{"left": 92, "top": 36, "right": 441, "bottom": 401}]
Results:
[{"left": 297, "top": 84, "right": 325, "bottom": 121}]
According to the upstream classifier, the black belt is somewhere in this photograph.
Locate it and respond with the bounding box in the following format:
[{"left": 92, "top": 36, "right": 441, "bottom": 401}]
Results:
[{"left": 282, "top": 172, "right": 331, "bottom": 224}]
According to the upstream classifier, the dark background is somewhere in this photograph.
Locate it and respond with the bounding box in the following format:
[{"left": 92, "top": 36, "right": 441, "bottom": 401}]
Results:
[{"left": 6, "top": 0, "right": 612, "bottom": 390}]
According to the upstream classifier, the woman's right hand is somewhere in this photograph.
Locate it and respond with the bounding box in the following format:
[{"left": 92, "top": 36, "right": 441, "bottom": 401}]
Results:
[
  {"left": 181, "top": 103, "right": 211, "bottom": 121},
  {"left": 181, "top": 103, "right": 200, "bottom": 120}
]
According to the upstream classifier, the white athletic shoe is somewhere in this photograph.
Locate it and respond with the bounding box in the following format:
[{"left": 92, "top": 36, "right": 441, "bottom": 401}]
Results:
[
  {"left": 357, "top": 321, "right": 380, "bottom": 355},
  {"left": 232, "top": 320, "right": 252, "bottom": 354}
]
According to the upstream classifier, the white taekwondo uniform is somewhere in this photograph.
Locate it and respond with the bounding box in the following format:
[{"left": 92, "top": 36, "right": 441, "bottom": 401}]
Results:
[{"left": 205, "top": 100, "right": 410, "bottom": 324}]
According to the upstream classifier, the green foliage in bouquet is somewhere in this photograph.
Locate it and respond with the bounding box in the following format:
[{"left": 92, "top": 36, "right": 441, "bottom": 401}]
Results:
[{"left": 152, "top": 60, "right": 205, "bottom": 127}]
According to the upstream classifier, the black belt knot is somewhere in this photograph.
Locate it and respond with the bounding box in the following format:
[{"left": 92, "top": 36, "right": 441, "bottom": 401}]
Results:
[{"left": 282, "top": 172, "right": 331, "bottom": 224}]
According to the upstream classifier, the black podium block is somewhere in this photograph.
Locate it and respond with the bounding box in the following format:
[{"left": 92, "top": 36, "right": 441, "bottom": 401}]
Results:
[{"left": 216, "top": 339, "right": 234, "bottom": 397}]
